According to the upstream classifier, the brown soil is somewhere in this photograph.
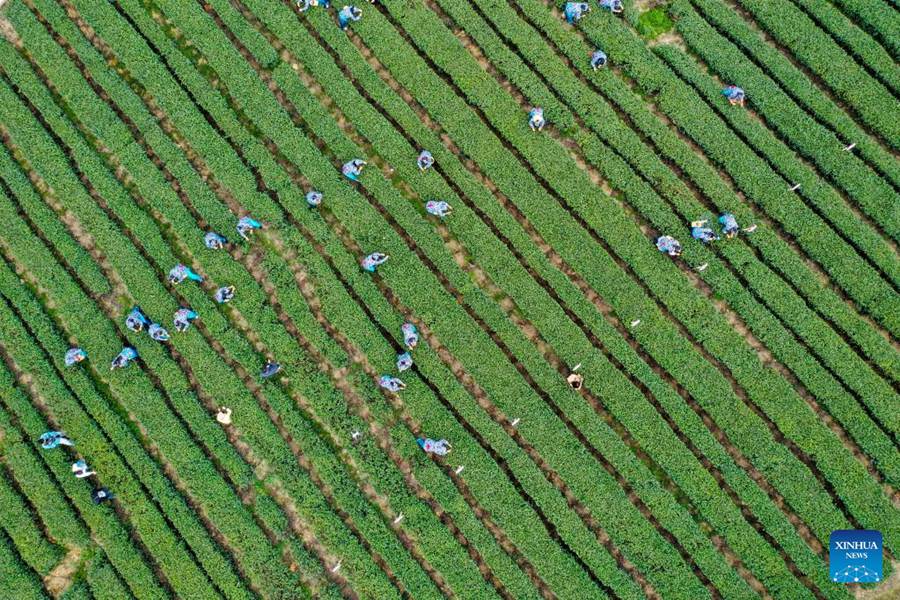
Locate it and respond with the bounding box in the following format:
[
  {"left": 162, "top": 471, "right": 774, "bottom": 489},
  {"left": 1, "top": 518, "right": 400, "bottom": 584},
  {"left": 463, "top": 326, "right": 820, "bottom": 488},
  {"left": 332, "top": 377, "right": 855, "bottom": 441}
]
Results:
[
  {"left": 43, "top": 546, "right": 83, "bottom": 598},
  {"left": 648, "top": 30, "right": 688, "bottom": 52}
]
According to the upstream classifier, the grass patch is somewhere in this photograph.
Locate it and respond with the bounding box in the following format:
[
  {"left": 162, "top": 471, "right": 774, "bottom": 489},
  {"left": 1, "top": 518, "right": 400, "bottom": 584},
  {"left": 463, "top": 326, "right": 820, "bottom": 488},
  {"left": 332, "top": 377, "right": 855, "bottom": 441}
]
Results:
[{"left": 637, "top": 7, "right": 675, "bottom": 39}]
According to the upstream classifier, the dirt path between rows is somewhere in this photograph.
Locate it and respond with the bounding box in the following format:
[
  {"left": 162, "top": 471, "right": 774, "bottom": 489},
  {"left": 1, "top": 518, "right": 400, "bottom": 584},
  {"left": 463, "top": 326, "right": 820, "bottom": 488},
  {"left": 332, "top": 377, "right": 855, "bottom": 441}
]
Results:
[{"left": 43, "top": 546, "right": 82, "bottom": 598}]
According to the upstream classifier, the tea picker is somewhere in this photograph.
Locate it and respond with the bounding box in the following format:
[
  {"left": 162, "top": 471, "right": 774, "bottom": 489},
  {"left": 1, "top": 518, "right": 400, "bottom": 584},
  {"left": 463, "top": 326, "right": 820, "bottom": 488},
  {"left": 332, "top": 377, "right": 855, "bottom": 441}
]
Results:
[
  {"left": 361, "top": 252, "right": 389, "bottom": 273},
  {"left": 718, "top": 213, "right": 739, "bottom": 239},
  {"left": 690, "top": 220, "right": 719, "bottom": 244},
  {"left": 722, "top": 85, "right": 746, "bottom": 107},
  {"left": 92, "top": 488, "right": 114, "bottom": 504},
  {"left": 216, "top": 407, "right": 233, "bottom": 425},
  {"left": 342, "top": 158, "right": 366, "bottom": 180},
  {"left": 295, "top": 0, "right": 321, "bottom": 11},
  {"left": 39, "top": 431, "right": 74, "bottom": 449},
  {"left": 656, "top": 235, "right": 682, "bottom": 257},
  {"left": 590, "top": 49, "right": 607, "bottom": 70},
  {"left": 306, "top": 190, "right": 324, "bottom": 209},
  {"left": 65, "top": 347, "right": 87, "bottom": 367},
  {"left": 173, "top": 308, "right": 198, "bottom": 332},
  {"left": 528, "top": 107, "right": 546, "bottom": 131},
  {"left": 214, "top": 286, "right": 236, "bottom": 304},
  {"left": 338, "top": 5, "right": 362, "bottom": 30},
  {"left": 379, "top": 374, "right": 406, "bottom": 393},
  {"left": 598, "top": 0, "right": 624, "bottom": 14},
  {"left": 204, "top": 231, "right": 227, "bottom": 250},
  {"left": 567, "top": 363, "right": 584, "bottom": 390},
  {"left": 564, "top": 2, "right": 590, "bottom": 24},
  {"left": 417, "top": 150, "right": 434, "bottom": 172},
  {"left": 110, "top": 347, "right": 138, "bottom": 370},
  {"left": 417, "top": 437, "right": 451, "bottom": 456},
  {"left": 72, "top": 460, "right": 95, "bottom": 479},
  {"left": 148, "top": 323, "right": 170, "bottom": 342},
  {"left": 396, "top": 351, "right": 413, "bottom": 372},
  {"left": 236, "top": 216, "right": 263, "bottom": 241},
  {"left": 402, "top": 322, "right": 419, "bottom": 349},
  {"left": 261, "top": 360, "right": 282, "bottom": 380},
  {"left": 125, "top": 306, "right": 149, "bottom": 332},
  {"left": 425, "top": 201, "right": 453, "bottom": 219},
  {"left": 169, "top": 264, "right": 203, "bottom": 285}
]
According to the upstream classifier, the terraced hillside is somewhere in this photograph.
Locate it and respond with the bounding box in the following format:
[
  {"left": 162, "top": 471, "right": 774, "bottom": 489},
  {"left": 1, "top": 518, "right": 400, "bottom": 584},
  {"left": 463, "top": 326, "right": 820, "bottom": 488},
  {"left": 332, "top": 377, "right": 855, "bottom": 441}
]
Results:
[{"left": 0, "top": 0, "right": 897, "bottom": 598}]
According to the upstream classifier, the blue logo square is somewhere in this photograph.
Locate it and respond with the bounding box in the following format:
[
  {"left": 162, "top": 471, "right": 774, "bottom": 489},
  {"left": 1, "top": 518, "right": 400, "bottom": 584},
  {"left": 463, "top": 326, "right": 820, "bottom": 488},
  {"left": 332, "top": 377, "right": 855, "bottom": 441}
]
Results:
[{"left": 830, "top": 530, "right": 882, "bottom": 583}]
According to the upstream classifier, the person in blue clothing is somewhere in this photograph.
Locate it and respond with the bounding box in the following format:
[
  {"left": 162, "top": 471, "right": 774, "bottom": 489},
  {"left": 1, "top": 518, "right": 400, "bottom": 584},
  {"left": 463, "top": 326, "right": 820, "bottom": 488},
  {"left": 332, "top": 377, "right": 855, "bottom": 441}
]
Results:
[
  {"left": 92, "top": 488, "right": 114, "bottom": 504},
  {"left": 718, "top": 213, "right": 739, "bottom": 239},
  {"left": 379, "top": 374, "right": 406, "bottom": 392},
  {"left": 722, "top": 85, "right": 745, "bottom": 107},
  {"left": 125, "top": 306, "right": 149, "bottom": 333},
  {"left": 261, "top": 360, "right": 282, "bottom": 380},
  {"left": 528, "top": 107, "right": 546, "bottom": 131},
  {"left": 38, "top": 431, "right": 74, "bottom": 449},
  {"left": 214, "top": 286, "right": 236, "bottom": 304},
  {"left": 342, "top": 158, "right": 366, "bottom": 180},
  {"left": 110, "top": 347, "right": 138, "bottom": 371},
  {"left": 417, "top": 437, "right": 451, "bottom": 456},
  {"left": 417, "top": 150, "right": 434, "bottom": 172},
  {"left": 148, "top": 323, "right": 170, "bottom": 342},
  {"left": 237, "top": 216, "right": 263, "bottom": 241},
  {"left": 338, "top": 5, "right": 362, "bottom": 30},
  {"left": 656, "top": 235, "right": 682, "bottom": 257},
  {"left": 598, "top": 0, "right": 624, "bottom": 14},
  {"left": 204, "top": 231, "right": 227, "bottom": 250},
  {"left": 690, "top": 220, "right": 719, "bottom": 244},
  {"left": 306, "top": 190, "right": 324, "bottom": 209},
  {"left": 168, "top": 264, "right": 203, "bottom": 285},
  {"left": 590, "top": 49, "right": 607, "bottom": 70},
  {"left": 402, "top": 322, "right": 419, "bottom": 349},
  {"left": 72, "top": 460, "right": 95, "bottom": 479},
  {"left": 361, "top": 252, "right": 389, "bottom": 273},
  {"left": 173, "top": 308, "right": 198, "bottom": 333},
  {"left": 425, "top": 201, "right": 452, "bottom": 219},
  {"left": 65, "top": 347, "right": 87, "bottom": 367},
  {"left": 396, "top": 352, "right": 413, "bottom": 372},
  {"left": 564, "top": 2, "right": 590, "bottom": 24}
]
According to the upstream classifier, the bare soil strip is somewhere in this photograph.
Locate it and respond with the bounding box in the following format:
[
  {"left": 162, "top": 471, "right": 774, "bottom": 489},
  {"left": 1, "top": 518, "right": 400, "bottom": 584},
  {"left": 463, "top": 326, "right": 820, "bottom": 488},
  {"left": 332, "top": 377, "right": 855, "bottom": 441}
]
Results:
[{"left": 43, "top": 546, "right": 82, "bottom": 599}]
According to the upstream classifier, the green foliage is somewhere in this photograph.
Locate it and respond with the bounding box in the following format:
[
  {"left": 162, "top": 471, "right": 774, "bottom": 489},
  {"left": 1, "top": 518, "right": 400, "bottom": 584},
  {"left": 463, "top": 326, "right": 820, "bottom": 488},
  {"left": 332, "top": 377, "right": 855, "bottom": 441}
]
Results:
[
  {"left": 0, "top": 0, "right": 897, "bottom": 598},
  {"left": 636, "top": 7, "right": 674, "bottom": 39}
]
